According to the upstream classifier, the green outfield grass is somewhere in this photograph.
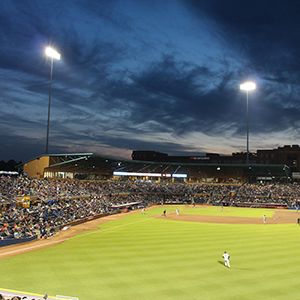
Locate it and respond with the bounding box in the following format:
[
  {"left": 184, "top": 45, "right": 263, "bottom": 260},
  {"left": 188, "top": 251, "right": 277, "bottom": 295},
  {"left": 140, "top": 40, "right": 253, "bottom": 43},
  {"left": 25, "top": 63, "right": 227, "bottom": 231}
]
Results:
[{"left": 1, "top": 206, "right": 300, "bottom": 300}]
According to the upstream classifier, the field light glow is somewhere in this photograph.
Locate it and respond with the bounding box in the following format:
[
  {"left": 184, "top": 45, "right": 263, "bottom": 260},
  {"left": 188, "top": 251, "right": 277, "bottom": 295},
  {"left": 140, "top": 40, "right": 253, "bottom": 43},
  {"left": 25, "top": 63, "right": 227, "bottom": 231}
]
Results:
[
  {"left": 240, "top": 82, "right": 256, "bottom": 90},
  {"left": 113, "top": 171, "right": 187, "bottom": 178},
  {"left": 172, "top": 174, "right": 188, "bottom": 178},
  {"left": 46, "top": 47, "right": 61, "bottom": 60}
]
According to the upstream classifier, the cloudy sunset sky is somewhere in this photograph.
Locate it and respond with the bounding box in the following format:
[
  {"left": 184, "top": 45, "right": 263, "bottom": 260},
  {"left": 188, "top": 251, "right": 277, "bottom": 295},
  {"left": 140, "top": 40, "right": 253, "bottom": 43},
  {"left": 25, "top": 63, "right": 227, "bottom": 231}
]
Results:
[{"left": 1, "top": 0, "right": 300, "bottom": 162}]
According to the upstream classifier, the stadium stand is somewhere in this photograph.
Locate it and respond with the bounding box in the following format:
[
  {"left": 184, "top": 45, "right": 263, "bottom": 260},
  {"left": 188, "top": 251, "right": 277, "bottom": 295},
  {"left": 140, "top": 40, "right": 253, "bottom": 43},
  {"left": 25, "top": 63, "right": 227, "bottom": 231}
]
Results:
[{"left": 1, "top": 176, "right": 300, "bottom": 246}]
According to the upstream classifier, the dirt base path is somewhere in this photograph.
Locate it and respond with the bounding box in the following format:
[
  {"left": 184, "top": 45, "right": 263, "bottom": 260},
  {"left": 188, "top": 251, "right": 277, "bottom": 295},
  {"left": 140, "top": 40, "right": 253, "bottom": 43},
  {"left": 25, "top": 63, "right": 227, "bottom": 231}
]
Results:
[
  {"left": 0, "top": 207, "right": 299, "bottom": 259},
  {"left": 158, "top": 208, "right": 300, "bottom": 224}
]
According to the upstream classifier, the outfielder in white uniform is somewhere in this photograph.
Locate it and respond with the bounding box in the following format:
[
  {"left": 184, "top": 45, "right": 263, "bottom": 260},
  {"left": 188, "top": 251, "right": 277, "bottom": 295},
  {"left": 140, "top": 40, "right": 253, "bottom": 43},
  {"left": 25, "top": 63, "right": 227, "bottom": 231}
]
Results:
[{"left": 222, "top": 251, "right": 230, "bottom": 268}]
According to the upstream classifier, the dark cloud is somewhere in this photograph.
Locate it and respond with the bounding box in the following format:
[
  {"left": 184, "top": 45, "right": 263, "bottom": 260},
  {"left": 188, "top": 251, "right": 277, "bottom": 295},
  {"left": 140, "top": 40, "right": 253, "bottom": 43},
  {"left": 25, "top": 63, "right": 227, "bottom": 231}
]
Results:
[
  {"left": 181, "top": 0, "right": 300, "bottom": 131},
  {"left": 1, "top": 0, "right": 300, "bottom": 162},
  {"left": 183, "top": 0, "right": 300, "bottom": 79}
]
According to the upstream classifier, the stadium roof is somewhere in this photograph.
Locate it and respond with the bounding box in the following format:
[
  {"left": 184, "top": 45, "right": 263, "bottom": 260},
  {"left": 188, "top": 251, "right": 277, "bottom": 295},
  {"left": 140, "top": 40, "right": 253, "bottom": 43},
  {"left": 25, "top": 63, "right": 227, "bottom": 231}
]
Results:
[{"left": 18, "top": 153, "right": 291, "bottom": 180}]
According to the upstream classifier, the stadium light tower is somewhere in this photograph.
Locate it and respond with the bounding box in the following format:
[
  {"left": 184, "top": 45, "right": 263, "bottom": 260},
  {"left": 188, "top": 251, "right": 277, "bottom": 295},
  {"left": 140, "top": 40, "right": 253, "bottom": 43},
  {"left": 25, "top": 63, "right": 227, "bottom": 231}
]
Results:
[
  {"left": 240, "top": 82, "right": 256, "bottom": 164},
  {"left": 45, "top": 47, "right": 61, "bottom": 155}
]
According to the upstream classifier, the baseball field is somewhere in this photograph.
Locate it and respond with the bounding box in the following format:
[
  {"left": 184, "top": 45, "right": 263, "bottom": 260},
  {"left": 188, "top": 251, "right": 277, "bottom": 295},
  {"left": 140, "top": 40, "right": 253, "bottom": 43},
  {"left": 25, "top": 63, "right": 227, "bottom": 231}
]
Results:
[{"left": 1, "top": 205, "right": 300, "bottom": 300}]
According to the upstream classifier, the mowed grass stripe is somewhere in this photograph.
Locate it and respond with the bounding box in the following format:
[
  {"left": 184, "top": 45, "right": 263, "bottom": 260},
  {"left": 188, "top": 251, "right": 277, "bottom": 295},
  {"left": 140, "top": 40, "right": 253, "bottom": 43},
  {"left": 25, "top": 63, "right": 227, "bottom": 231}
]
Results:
[{"left": 1, "top": 207, "right": 300, "bottom": 299}]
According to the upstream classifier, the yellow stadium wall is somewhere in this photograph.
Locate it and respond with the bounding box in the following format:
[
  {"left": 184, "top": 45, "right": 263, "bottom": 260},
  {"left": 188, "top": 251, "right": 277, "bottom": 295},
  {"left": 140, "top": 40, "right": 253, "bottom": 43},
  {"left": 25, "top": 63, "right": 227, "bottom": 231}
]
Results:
[{"left": 23, "top": 156, "right": 50, "bottom": 178}]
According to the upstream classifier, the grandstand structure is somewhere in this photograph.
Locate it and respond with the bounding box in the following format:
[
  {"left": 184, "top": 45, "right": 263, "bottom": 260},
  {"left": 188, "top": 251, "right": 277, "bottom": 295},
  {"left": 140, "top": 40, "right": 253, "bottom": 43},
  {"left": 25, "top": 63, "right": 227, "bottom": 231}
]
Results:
[{"left": 18, "top": 153, "right": 291, "bottom": 183}]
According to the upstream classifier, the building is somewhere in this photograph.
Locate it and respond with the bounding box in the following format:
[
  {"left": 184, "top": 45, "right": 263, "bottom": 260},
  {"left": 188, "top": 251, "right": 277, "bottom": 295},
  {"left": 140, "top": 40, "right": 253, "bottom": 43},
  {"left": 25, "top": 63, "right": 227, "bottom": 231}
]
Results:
[
  {"left": 257, "top": 145, "right": 300, "bottom": 177},
  {"left": 133, "top": 146, "right": 300, "bottom": 172},
  {"left": 131, "top": 150, "right": 168, "bottom": 162},
  {"left": 132, "top": 150, "right": 257, "bottom": 164}
]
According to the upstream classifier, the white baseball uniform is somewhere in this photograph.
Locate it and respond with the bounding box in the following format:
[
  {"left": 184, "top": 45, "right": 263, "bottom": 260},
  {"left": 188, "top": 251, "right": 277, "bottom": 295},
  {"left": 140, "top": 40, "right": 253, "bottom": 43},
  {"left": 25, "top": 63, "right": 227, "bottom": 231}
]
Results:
[{"left": 222, "top": 252, "right": 230, "bottom": 268}]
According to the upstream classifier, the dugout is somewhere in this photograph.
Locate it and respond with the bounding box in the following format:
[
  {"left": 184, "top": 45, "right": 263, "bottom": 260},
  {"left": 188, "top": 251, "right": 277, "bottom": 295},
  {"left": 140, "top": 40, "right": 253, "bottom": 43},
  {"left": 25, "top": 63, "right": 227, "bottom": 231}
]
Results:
[{"left": 111, "top": 201, "right": 143, "bottom": 213}]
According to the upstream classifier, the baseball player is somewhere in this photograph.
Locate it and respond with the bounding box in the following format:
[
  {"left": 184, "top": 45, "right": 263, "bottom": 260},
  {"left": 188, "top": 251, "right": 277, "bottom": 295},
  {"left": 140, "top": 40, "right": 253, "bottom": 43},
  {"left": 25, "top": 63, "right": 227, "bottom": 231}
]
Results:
[{"left": 222, "top": 251, "right": 230, "bottom": 268}]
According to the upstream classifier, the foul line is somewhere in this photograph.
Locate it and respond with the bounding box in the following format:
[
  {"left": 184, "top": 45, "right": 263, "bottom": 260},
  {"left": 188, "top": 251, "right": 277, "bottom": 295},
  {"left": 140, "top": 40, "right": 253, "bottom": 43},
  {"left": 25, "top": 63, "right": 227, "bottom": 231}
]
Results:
[
  {"left": 0, "top": 215, "right": 158, "bottom": 258},
  {"left": 69, "top": 214, "right": 159, "bottom": 240}
]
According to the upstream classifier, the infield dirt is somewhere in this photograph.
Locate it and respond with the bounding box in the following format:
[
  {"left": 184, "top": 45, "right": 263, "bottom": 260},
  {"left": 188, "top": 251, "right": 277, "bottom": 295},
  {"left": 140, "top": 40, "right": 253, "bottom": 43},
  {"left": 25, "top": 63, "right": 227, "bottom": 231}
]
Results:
[{"left": 160, "top": 207, "right": 299, "bottom": 224}]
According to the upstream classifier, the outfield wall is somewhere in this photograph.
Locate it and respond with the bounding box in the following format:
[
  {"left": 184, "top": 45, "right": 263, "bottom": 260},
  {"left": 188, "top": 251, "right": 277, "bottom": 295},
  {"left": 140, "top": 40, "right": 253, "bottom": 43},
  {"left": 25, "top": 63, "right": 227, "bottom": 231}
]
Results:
[{"left": 0, "top": 234, "right": 37, "bottom": 248}]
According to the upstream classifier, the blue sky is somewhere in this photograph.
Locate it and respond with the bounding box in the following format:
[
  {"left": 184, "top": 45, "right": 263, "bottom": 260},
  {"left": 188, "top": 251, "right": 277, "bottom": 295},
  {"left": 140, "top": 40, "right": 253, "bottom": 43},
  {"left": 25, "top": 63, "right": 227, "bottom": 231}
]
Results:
[{"left": 1, "top": 0, "right": 300, "bottom": 162}]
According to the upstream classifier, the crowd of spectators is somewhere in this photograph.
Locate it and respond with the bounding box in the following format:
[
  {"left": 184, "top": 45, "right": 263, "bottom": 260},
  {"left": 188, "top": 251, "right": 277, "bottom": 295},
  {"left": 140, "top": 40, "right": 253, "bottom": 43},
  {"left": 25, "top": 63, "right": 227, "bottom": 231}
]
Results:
[
  {"left": 0, "top": 293, "right": 48, "bottom": 300},
  {"left": 237, "top": 182, "right": 300, "bottom": 198},
  {"left": 0, "top": 194, "right": 117, "bottom": 240},
  {"left": 210, "top": 182, "right": 300, "bottom": 207},
  {"left": 1, "top": 176, "right": 300, "bottom": 240}
]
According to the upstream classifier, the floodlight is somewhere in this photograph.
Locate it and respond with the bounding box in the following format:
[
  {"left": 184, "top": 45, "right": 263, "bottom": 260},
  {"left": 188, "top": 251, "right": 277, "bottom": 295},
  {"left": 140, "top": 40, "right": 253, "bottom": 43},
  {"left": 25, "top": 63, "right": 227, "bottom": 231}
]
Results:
[
  {"left": 240, "top": 82, "right": 256, "bottom": 91},
  {"left": 46, "top": 47, "right": 61, "bottom": 60},
  {"left": 240, "top": 81, "right": 256, "bottom": 164}
]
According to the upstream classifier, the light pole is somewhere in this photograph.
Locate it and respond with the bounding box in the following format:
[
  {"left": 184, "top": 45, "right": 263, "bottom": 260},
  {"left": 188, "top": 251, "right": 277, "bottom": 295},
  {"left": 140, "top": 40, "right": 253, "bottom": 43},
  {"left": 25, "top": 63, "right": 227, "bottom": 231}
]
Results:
[
  {"left": 45, "top": 47, "right": 60, "bottom": 154},
  {"left": 240, "top": 82, "right": 256, "bottom": 164}
]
